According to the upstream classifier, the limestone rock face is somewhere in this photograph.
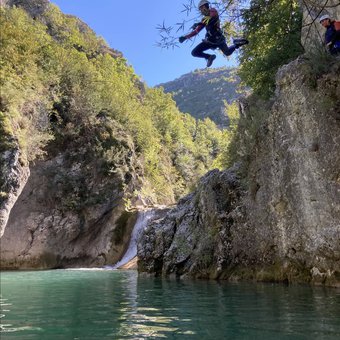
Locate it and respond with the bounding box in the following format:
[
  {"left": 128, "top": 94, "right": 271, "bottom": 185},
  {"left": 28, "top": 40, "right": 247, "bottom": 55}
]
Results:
[
  {"left": 0, "top": 127, "right": 143, "bottom": 269},
  {"left": 138, "top": 169, "right": 241, "bottom": 279},
  {"left": 0, "top": 142, "right": 29, "bottom": 237},
  {"left": 238, "top": 57, "right": 340, "bottom": 285},
  {"left": 0, "top": 0, "right": 151, "bottom": 269},
  {"left": 138, "top": 58, "right": 340, "bottom": 286}
]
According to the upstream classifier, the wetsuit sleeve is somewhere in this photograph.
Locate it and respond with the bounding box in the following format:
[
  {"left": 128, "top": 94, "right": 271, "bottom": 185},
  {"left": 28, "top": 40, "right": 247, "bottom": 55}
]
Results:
[
  {"left": 185, "top": 22, "right": 205, "bottom": 39},
  {"left": 325, "top": 22, "right": 340, "bottom": 45}
]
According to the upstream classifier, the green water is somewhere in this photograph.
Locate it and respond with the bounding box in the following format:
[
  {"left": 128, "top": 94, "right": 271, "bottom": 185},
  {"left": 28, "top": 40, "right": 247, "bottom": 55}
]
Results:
[{"left": 0, "top": 270, "right": 339, "bottom": 339}]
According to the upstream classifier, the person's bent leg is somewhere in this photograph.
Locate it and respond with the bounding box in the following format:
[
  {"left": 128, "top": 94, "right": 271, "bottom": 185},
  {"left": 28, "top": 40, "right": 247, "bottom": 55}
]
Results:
[
  {"left": 219, "top": 42, "right": 236, "bottom": 57},
  {"left": 192, "top": 41, "right": 213, "bottom": 59}
]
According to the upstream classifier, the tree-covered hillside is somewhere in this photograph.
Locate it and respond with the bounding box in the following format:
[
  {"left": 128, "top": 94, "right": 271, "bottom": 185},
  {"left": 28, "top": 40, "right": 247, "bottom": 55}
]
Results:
[
  {"left": 0, "top": 1, "right": 227, "bottom": 206},
  {"left": 158, "top": 67, "right": 242, "bottom": 127}
]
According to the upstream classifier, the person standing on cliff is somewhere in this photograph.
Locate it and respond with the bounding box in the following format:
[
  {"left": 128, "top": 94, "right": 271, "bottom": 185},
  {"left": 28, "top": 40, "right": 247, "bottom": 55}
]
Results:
[
  {"left": 178, "top": 0, "right": 248, "bottom": 67},
  {"left": 319, "top": 14, "right": 340, "bottom": 55}
]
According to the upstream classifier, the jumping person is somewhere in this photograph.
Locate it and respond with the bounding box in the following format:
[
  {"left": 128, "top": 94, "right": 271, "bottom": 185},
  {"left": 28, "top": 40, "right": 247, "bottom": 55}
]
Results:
[
  {"left": 319, "top": 14, "right": 340, "bottom": 55},
  {"left": 179, "top": 0, "right": 248, "bottom": 67}
]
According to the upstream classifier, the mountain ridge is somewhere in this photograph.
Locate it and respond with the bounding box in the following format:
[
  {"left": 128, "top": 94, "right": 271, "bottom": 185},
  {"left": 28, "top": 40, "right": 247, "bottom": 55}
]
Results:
[{"left": 157, "top": 67, "right": 243, "bottom": 127}]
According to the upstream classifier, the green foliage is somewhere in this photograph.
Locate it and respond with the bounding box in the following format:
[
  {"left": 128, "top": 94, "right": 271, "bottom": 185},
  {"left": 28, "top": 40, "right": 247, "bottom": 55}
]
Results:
[
  {"left": 238, "top": 0, "right": 304, "bottom": 98},
  {"left": 212, "top": 101, "right": 240, "bottom": 169},
  {"left": 304, "top": 45, "right": 338, "bottom": 87},
  {"left": 0, "top": 7, "right": 54, "bottom": 162},
  {"left": 0, "top": 113, "right": 13, "bottom": 152},
  {"left": 223, "top": 95, "right": 271, "bottom": 178},
  {"left": 1, "top": 4, "right": 225, "bottom": 204},
  {"left": 142, "top": 87, "right": 225, "bottom": 199}
]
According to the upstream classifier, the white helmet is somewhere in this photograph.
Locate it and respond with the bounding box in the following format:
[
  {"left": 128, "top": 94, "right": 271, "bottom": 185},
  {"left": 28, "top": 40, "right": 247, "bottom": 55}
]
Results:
[
  {"left": 319, "top": 14, "right": 330, "bottom": 23},
  {"left": 198, "top": 0, "right": 210, "bottom": 8}
]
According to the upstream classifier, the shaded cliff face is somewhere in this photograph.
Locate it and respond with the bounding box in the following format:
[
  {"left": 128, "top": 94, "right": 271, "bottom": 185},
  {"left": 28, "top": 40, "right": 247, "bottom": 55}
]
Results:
[
  {"left": 0, "top": 140, "right": 29, "bottom": 237},
  {"left": 0, "top": 123, "right": 142, "bottom": 269},
  {"left": 138, "top": 58, "right": 340, "bottom": 286},
  {"left": 138, "top": 169, "right": 241, "bottom": 279}
]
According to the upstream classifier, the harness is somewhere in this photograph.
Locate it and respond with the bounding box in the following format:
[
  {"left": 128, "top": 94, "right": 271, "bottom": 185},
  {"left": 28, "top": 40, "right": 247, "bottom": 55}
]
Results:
[
  {"left": 185, "top": 8, "right": 226, "bottom": 45},
  {"left": 203, "top": 15, "right": 225, "bottom": 45}
]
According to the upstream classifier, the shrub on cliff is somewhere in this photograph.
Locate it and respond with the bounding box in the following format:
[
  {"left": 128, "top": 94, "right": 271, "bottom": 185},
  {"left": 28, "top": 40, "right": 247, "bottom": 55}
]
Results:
[{"left": 238, "top": 0, "right": 304, "bottom": 99}]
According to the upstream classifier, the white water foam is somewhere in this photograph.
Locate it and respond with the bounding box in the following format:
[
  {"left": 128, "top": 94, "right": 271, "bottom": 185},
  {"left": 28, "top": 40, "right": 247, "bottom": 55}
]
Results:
[
  {"left": 111, "top": 210, "right": 155, "bottom": 269},
  {"left": 66, "top": 268, "right": 109, "bottom": 271}
]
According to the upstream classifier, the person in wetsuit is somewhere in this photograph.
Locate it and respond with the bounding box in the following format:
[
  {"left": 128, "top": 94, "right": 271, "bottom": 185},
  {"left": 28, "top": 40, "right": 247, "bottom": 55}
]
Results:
[
  {"left": 179, "top": 0, "right": 248, "bottom": 67},
  {"left": 319, "top": 14, "right": 340, "bottom": 55}
]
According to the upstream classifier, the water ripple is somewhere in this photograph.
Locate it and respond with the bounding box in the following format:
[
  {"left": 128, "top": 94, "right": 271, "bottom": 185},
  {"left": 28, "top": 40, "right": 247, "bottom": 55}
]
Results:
[{"left": 0, "top": 271, "right": 339, "bottom": 339}]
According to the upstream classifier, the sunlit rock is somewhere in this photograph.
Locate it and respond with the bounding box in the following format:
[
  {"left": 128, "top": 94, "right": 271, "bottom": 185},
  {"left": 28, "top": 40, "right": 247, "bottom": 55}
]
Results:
[{"left": 138, "top": 58, "right": 340, "bottom": 286}]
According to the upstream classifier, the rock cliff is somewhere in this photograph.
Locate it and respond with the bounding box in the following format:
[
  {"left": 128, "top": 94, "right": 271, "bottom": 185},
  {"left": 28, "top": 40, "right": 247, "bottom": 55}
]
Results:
[
  {"left": 0, "top": 140, "right": 29, "bottom": 238},
  {"left": 0, "top": 2, "right": 143, "bottom": 268},
  {"left": 0, "top": 121, "right": 143, "bottom": 269},
  {"left": 138, "top": 57, "right": 340, "bottom": 286},
  {"left": 0, "top": 0, "right": 142, "bottom": 266}
]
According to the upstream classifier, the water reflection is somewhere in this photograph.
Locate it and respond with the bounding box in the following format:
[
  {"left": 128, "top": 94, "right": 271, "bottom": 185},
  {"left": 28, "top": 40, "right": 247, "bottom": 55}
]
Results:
[
  {"left": 115, "top": 271, "right": 186, "bottom": 338},
  {"left": 0, "top": 297, "right": 43, "bottom": 333},
  {"left": 0, "top": 270, "right": 339, "bottom": 339},
  {"left": 115, "top": 273, "right": 340, "bottom": 339}
]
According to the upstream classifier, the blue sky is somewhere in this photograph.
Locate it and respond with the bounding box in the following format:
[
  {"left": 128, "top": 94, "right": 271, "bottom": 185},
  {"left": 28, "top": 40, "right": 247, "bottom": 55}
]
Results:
[{"left": 51, "top": 0, "right": 239, "bottom": 87}]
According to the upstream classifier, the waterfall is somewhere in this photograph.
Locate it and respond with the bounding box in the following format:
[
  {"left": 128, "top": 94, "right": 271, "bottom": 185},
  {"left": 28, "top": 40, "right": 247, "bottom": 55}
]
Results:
[{"left": 112, "top": 210, "right": 155, "bottom": 269}]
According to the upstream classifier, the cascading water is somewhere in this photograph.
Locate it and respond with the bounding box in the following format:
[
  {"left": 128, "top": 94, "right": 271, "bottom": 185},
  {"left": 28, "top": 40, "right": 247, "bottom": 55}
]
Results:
[{"left": 111, "top": 210, "right": 155, "bottom": 269}]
